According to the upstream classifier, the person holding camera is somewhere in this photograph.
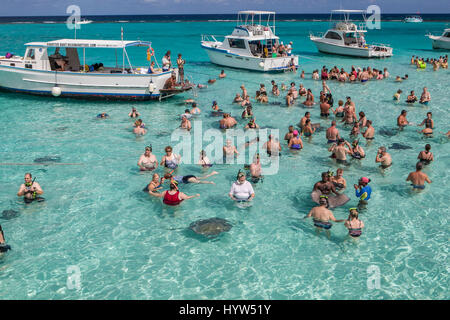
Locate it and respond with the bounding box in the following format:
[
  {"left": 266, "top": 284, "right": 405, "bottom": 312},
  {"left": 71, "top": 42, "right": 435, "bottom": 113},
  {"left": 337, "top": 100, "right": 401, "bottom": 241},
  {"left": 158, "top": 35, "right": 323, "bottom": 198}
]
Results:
[{"left": 17, "top": 173, "right": 44, "bottom": 203}]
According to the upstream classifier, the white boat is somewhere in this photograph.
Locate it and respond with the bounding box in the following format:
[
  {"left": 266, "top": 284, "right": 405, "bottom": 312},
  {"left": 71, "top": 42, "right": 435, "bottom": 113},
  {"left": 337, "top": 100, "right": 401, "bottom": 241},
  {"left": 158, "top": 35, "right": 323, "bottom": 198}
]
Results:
[
  {"left": 0, "top": 38, "right": 191, "bottom": 100},
  {"left": 426, "top": 28, "right": 450, "bottom": 50},
  {"left": 76, "top": 19, "right": 93, "bottom": 25},
  {"left": 201, "top": 10, "right": 299, "bottom": 72},
  {"left": 404, "top": 16, "right": 423, "bottom": 23},
  {"left": 310, "top": 10, "right": 393, "bottom": 58}
]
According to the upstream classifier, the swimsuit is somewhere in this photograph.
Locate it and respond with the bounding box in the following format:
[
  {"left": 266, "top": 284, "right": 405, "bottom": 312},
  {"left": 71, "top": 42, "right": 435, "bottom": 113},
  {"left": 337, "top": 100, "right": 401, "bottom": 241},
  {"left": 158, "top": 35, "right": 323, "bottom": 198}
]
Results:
[
  {"left": 365, "top": 137, "right": 374, "bottom": 140},
  {"left": 165, "top": 156, "right": 178, "bottom": 169},
  {"left": 335, "top": 112, "right": 344, "bottom": 117},
  {"left": 163, "top": 191, "right": 183, "bottom": 206},
  {"left": 411, "top": 184, "right": 425, "bottom": 189},
  {"left": 291, "top": 144, "right": 302, "bottom": 150},
  {"left": 320, "top": 113, "right": 330, "bottom": 117},
  {"left": 348, "top": 221, "right": 363, "bottom": 237},
  {"left": 303, "top": 132, "right": 312, "bottom": 137},
  {"left": 352, "top": 152, "right": 363, "bottom": 159},
  {"left": 313, "top": 219, "right": 332, "bottom": 230},
  {"left": 327, "top": 139, "right": 337, "bottom": 143}
]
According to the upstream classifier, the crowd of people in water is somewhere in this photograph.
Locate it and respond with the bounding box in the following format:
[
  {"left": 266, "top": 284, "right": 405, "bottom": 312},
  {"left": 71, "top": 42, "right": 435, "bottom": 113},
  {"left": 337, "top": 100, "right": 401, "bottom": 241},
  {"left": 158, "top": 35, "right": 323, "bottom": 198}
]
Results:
[{"left": 2, "top": 55, "right": 447, "bottom": 253}]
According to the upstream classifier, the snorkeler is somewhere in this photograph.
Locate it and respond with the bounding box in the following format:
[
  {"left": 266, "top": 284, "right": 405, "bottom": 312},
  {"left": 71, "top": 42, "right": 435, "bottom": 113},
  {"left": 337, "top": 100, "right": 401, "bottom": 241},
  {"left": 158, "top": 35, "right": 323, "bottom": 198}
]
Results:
[
  {"left": 129, "top": 107, "right": 140, "bottom": 118},
  {"left": 164, "top": 171, "right": 218, "bottom": 185},
  {"left": 229, "top": 171, "right": 255, "bottom": 202},
  {"left": 344, "top": 208, "right": 364, "bottom": 238},
  {"left": 354, "top": 177, "right": 372, "bottom": 209},
  {"left": 17, "top": 173, "right": 44, "bottom": 203}
]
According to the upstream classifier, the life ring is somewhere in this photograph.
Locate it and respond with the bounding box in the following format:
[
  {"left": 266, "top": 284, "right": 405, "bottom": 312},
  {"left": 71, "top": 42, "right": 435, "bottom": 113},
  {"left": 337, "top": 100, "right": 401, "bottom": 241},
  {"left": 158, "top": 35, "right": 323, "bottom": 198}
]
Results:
[{"left": 147, "top": 48, "right": 155, "bottom": 61}]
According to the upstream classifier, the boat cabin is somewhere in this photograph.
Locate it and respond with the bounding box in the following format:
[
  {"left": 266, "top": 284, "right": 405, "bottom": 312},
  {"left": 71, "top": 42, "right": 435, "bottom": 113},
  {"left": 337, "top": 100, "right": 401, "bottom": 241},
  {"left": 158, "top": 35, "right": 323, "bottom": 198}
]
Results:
[{"left": 221, "top": 11, "right": 282, "bottom": 58}]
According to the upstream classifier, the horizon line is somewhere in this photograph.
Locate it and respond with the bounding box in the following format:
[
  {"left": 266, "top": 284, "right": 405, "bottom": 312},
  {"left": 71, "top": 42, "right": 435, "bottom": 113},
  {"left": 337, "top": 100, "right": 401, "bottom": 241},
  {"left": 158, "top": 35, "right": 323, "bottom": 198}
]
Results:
[{"left": 0, "top": 12, "right": 449, "bottom": 18}]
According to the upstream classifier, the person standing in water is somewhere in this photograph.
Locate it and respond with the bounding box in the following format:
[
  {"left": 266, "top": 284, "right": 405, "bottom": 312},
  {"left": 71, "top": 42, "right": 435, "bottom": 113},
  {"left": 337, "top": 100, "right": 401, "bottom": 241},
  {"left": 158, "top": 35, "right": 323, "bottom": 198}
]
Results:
[
  {"left": 326, "top": 121, "right": 340, "bottom": 144},
  {"left": 288, "top": 130, "right": 303, "bottom": 150},
  {"left": 305, "top": 197, "right": 344, "bottom": 239},
  {"left": 138, "top": 146, "right": 158, "bottom": 171},
  {"left": 150, "top": 180, "right": 200, "bottom": 206},
  {"left": 375, "top": 146, "right": 392, "bottom": 169},
  {"left": 17, "top": 173, "right": 44, "bottom": 203},
  {"left": 406, "top": 162, "right": 432, "bottom": 190},
  {"left": 418, "top": 144, "right": 434, "bottom": 165},
  {"left": 177, "top": 53, "right": 185, "bottom": 84},
  {"left": 229, "top": 171, "right": 255, "bottom": 202},
  {"left": 344, "top": 208, "right": 364, "bottom": 238},
  {"left": 160, "top": 146, "right": 181, "bottom": 170},
  {"left": 354, "top": 177, "right": 372, "bottom": 210}
]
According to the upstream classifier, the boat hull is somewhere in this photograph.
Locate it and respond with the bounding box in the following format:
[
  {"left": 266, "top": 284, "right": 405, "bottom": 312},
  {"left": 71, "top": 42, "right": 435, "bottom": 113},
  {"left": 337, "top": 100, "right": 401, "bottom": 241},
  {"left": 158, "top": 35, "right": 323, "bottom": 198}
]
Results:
[
  {"left": 429, "top": 37, "right": 450, "bottom": 50},
  {"left": 201, "top": 43, "right": 299, "bottom": 72},
  {"left": 0, "top": 65, "right": 183, "bottom": 100},
  {"left": 311, "top": 38, "right": 393, "bottom": 58}
]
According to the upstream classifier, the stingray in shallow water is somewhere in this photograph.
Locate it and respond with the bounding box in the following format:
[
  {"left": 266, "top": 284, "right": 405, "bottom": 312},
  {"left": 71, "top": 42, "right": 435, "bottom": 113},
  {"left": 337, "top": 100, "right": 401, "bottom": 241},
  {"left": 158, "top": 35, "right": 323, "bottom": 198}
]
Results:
[
  {"left": 390, "top": 143, "right": 412, "bottom": 150},
  {"left": 34, "top": 156, "right": 61, "bottom": 163},
  {"left": 189, "top": 218, "right": 232, "bottom": 238},
  {"left": 2, "top": 209, "right": 19, "bottom": 220},
  {"left": 378, "top": 127, "right": 398, "bottom": 137}
]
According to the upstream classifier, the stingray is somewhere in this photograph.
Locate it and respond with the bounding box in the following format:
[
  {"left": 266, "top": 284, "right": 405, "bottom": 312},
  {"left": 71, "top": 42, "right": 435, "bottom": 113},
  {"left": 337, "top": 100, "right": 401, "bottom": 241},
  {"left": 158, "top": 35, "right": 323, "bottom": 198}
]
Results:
[
  {"left": 189, "top": 218, "right": 232, "bottom": 238},
  {"left": 311, "top": 191, "right": 350, "bottom": 209},
  {"left": 55, "top": 126, "right": 69, "bottom": 132},
  {"left": 2, "top": 209, "right": 19, "bottom": 220},
  {"left": 379, "top": 127, "right": 398, "bottom": 137},
  {"left": 390, "top": 143, "right": 412, "bottom": 150},
  {"left": 34, "top": 156, "right": 61, "bottom": 163}
]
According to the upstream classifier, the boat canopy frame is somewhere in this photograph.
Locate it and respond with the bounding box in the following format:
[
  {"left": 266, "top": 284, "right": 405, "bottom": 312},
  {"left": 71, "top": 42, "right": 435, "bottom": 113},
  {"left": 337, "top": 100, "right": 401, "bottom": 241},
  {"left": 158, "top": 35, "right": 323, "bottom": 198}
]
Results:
[
  {"left": 25, "top": 39, "right": 154, "bottom": 74},
  {"left": 237, "top": 10, "right": 276, "bottom": 36}
]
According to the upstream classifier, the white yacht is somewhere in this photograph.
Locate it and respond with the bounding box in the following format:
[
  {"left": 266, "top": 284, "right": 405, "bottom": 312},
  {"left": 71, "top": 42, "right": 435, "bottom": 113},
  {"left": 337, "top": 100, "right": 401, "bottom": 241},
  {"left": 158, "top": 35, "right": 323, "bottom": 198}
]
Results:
[
  {"left": 310, "top": 10, "right": 393, "bottom": 58},
  {"left": 0, "top": 38, "right": 191, "bottom": 100},
  {"left": 404, "top": 16, "right": 423, "bottom": 23},
  {"left": 426, "top": 28, "right": 450, "bottom": 50},
  {"left": 201, "top": 11, "right": 299, "bottom": 72}
]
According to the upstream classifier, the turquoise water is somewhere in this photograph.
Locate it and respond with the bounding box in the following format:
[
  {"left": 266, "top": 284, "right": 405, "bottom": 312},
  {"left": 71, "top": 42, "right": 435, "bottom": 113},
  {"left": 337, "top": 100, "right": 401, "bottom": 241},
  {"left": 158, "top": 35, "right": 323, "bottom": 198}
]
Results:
[{"left": 0, "top": 20, "right": 449, "bottom": 299}]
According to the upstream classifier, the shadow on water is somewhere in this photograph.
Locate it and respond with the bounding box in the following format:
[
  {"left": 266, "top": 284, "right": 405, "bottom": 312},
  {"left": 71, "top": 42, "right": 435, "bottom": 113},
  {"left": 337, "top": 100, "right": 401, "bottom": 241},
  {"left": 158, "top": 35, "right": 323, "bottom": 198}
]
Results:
[{"left": 288, "top": 217, "right": 348, "bottom": 251}]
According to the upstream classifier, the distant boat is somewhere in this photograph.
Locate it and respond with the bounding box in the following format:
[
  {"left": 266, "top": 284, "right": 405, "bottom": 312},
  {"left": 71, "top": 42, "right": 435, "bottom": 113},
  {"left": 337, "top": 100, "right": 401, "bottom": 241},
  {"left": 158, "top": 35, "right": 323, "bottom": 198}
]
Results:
[
  {"left": 309, "top": 9, "right": 393, "bottom": 58},
  {"left": 404, "top": 16, "right": 423, "bottom": 23},
  {"left": 426, "top": 28, "right": 450, "bottom": 49},
  {"left": 76, "top": 19, "right": 93, "bottom": 25}
]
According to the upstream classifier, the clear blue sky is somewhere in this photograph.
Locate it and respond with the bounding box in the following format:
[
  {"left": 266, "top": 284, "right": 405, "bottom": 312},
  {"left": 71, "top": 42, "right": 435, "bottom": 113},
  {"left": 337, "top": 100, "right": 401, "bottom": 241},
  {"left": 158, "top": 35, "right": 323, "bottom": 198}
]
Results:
[{"left": 2, "top": 0, "right": 449, "bottom": 16}]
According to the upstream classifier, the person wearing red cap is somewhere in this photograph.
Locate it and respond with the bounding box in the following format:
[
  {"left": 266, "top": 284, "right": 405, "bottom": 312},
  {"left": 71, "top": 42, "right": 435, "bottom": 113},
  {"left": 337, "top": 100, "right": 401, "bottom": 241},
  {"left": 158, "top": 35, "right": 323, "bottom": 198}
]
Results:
[{"left": 354, "top": 177, "right": 372, "bottom": 209}]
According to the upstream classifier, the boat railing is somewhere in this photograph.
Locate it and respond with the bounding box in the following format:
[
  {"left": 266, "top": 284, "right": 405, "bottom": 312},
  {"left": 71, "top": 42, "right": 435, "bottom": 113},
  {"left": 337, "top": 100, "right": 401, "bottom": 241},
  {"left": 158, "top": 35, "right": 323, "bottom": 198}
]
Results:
[
  {"left": 201, "top": 34, "right": 222, "bottom": 43},
  {"left": 370, "top": 42, "right": 392, "bottom": 49},
  {"left": 358, "top": 23, "right": 367, "bottom": 32}
]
